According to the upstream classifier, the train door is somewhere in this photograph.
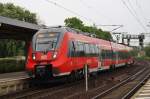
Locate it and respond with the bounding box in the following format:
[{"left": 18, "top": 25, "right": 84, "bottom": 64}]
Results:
[
  {"left": 98, "top": 46, "right": 102, "bottom": 68},
  {"left": 69, "top": 41, "right": 76, "bottom": 69},
  {"left": 74, "top": 41, "right": 84, "bottom": 69},
  {"left": 100, "top": 49, "right": 110, "bottom": 70},
  {"left": 101, "top": 49, "right": 105, "bottom": 67},
  {"left": 114, "top": 50, "right": 119, "bottom": 66}
]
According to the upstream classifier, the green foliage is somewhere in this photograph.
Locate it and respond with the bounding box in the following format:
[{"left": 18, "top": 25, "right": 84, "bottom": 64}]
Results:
[
  {"left": 0, "top": 3, "right": 37, "bottom": 24},
  {"left": 64, "top": 17, "right": 112, "bottom": 40},
  {"left": 0, "top": 58, "right": 25, "bottom": 73},
  {"left": 130, "top": 48, "right": 139, "bottom": 57},
  {"left": 0, "top": 3, "right": 38, "bottom": 58},
  {"left": 144, "top": 45, "right": 150, "bottom": 57},
  {"left": 65, "top": 17, "right": 84, "bottom": 30},
  {"left": 0, "top": 40, "right": 25, "bottom": 57},
  {"left": 135, "top": 56, "right": 150, "bottom": 61}
]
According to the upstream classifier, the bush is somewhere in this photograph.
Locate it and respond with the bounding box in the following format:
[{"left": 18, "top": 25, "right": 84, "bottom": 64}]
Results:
[
  {"left": 0, "top": 58, "right": 25, "bottom": 73},
  {"left": 135, "top": 56, "right": 150, "bottom": 61},
  {"left": 144, "top": 46, "right": 150, "bottom": 57}
]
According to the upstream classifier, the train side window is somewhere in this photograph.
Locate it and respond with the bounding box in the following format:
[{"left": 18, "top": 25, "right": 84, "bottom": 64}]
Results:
[
  {"left": 78, "top": 42, "right": 84, "bottom": 57},
  {"left": 104, "top": 50, "right": 107, "bottom": 59},
  {"left": 113, "top": 51, "right": 117, "bottom": 60},
  {"left": 105, "top": 50, "right": 107, "bottom": 59},
  {"left": 101, "top": 50, "right": 105, "bottom": 59},
  {"left": 88, "top": 44, "right": 93, "bottom": 57},
  {"left": 106, "top": 50, "right": 108, "bottom": 59},
  {"left": 105, "top": 50, "right": 109, "bottom": 59},
  {"left": 107, "top": 50, "right": 112, "bottom": 59},
  {"left": 93, "top": 44, "right": 98, "bottom": 57},
  {"left": 107, "top": 50, "right": 110, "bottom": 59},
  {"left": 85, "top": 43, "right": 90, "bottom": 57},
  {"left": 110, "top": 50, "right": 113, "bottom": 59},
  {"left": 119, "top": 51, "right": 121, "bottom": 59},
  {"left": 93, "top": 45, "right": 96, "bottom": 56},
  {"left": 91, "top": 44, "right": 96, "bottom": 56},
  {"left": 74, "top": 41, "right": 79, "bottom": 57},
  {"left": 68, "top": 41, "right": 75, "bottom": 57}
]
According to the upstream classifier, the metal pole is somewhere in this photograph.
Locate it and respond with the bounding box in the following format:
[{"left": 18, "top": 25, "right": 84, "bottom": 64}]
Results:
[{"left": 85, "top": 64, "right": 88, "bottom": 92}]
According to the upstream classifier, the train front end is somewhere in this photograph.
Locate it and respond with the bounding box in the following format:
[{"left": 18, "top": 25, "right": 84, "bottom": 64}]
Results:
[{"left": 26, "top": 29, "right": 62, "bottom": 79}]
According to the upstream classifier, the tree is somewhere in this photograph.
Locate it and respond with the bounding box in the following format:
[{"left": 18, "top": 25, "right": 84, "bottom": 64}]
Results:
[
  {"left": 0, "top": 3, "right": 37, "bottom": 24},
  {"left": 65, "top": 17, "right": 84, "bottom": 30},
  {"left": 64, "top": 17, "right": 112, "bottom": 40},
  {"left": 0, "top": 3, "right": 38, "bottom": 57}
]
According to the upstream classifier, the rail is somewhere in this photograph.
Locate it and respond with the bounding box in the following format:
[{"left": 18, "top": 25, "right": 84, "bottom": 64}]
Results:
[
  {"left": 122, "top": 73, "right": 150, "bottom": 99},
  {"left": 91, "top": 68, "right": 147, "bottom": 99}
]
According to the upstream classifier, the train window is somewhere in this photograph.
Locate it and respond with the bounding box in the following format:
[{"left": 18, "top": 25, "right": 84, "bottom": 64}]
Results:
[
  {"left": 68, "top": 41, "right": 86, "bottom": 57},
  {"left": 35, "top": 32, "right": 60, "bottom": 51},
  {"left": 88, "top": 44, "right": 93, "bottom": 57},
  {"left": 85, "top": 43, "right": 90, "bottom": 56},
  {"left": 102, "top": 50, "right": 112, "bottom": 59},
  {"left": 78, "top": 42, "right": 85, "bottom": 57},
  {"left": 107, "top": 50, "right": 109, "bottom": 59},
  {"left": 95, "top": 46, "right": 100, "bottom": 56},
  {"left": 120, "top": 51, "right": 123, "bottom": 59},
  {"left": 118, "top": 51, "right": 120, "bottom": 59},
  {"left": 123, "top": 52, "right": 126, "bottom": 59},
  {"left": 101, "top": 50, "right": 105, "bottom": 59},
  {"left": 91, "top": 44, "right": 96, "bottom": 56},
  {"left": 74, "top": 41, "right": 80, "bottom": 57},
  {"left": 108, "top": 50, "right": 112, "bottom": 59},
  {"left": 113, "top": 51, "right": 118, "bottom": 60},
  {"left": 105, "top": 50, "right": 108, "bottom": 59},
  {"left": 68, "top": 41, "right": 75, "bottom": 57}
]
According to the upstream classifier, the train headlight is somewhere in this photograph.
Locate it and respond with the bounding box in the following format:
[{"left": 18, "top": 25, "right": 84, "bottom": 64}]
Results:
[
  {"left": 53, "top": 52, "right": 57, "bottom": 59},
  {"left": 32, "top": 53, "right": 36, "bottom": 60}
]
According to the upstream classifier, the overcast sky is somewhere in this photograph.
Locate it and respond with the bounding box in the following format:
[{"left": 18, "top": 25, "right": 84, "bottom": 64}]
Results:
[{"left": 0, "top": 0, "right": 150, "bottom": 35}]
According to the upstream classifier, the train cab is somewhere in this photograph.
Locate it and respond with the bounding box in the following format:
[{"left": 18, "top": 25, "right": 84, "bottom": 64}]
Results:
[{"left": 26, "top": 28, "right": 66, "bottom": 78}]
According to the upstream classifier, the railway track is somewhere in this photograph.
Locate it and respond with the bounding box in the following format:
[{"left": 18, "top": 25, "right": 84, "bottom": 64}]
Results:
[
  {"left": 1, "top": 61, "right": 149, "bottom": 99},
  {"left": 64, "top": 61, "right": 150, "bottom": 99},
  {"left": 91, "top": 67, "right": 150, "bottom": 99},
  {"left": 1, "top": 77, "right": 84, "bottom": 99},
  {"left": 123, "top": 72, "right": 150, "bottom": 99}
]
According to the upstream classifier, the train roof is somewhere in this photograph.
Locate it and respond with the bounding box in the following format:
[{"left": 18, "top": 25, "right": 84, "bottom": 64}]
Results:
[
  {"left": 36, "top": 26, "right": 133, "bottom": 51},
  {"left": 38, "top": 26, "right": 97, "bottom": 37}
]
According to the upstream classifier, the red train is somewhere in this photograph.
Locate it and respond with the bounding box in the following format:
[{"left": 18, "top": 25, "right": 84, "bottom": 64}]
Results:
[{"left": 26, "top": 26, "right": 134, "bottom": 79}]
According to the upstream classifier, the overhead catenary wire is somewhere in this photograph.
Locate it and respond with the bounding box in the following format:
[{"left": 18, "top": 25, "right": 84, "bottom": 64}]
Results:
[
  {"left": 127, "top": 0, "right": 148, "bottom": 29},
  {"left": 135, "top": 0, "right": 147, "bottom": 23},
  {"left": 127, "top": 0, "right": 139, "bottom": 17},
  {"left": 79, "top": 0, "right": 123, "bottom": 32},
  {"left": 44, "top": 0, "right": 96, "bottom": 24},
  {"left": 79, "top": 0, "right": 113, "bottom": 24},
  {"left": 121, "top": 0, "right": 147, "bottom": 32}
]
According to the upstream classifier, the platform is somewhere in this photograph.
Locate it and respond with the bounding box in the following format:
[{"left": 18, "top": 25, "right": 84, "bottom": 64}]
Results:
[
  {"left": 0, "top": 71, "right": 28, "bottom": 82},
  {"left": 0, "top": 71, "right": 29, "bottom": 96},
  {"left": 132, "top": 79, "right": 150, "bottom": 99}
]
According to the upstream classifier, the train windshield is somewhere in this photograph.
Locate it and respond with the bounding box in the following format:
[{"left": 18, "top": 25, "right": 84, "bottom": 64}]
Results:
[{"left": 35, "top": 32, "right": 60, "bottom": 51}]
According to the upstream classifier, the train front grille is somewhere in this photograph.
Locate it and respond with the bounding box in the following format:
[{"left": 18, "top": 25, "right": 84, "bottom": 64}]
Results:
[{"left": 35, "top": 65, "right": 53, "bottom": 78}]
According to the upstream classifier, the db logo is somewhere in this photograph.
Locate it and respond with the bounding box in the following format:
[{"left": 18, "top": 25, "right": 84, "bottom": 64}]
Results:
[
  {"left": 87, "top": 60, "right": 91, "bottom": 63},
  {"left": 41, "top": 55, "right": 47, "bottom": 59}
]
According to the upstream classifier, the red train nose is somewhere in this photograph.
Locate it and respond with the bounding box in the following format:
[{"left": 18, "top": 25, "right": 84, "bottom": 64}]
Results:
[{"left": 33, "top": 51, "right": 54, "bottom": 61}]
